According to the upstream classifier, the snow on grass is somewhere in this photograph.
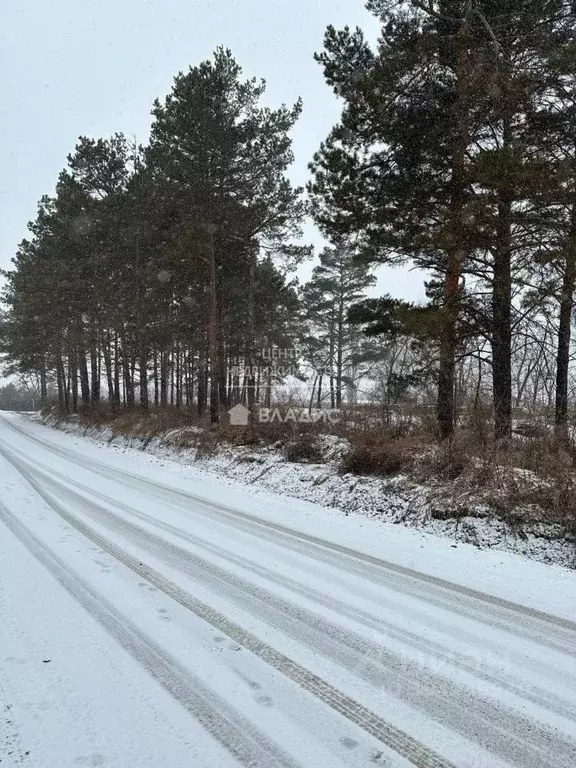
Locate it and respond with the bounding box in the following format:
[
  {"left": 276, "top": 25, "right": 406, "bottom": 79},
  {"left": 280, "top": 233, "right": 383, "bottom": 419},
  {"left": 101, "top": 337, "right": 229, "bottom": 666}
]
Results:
[{"left": 35, "top": 414, "right": 576, "bottom": 570}]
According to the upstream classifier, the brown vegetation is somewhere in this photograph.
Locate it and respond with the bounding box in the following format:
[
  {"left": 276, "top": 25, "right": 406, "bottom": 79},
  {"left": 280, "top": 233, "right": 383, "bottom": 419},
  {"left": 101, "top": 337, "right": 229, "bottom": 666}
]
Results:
[{"left": 44, "top": 401, "right": 576, "bottom": 536}]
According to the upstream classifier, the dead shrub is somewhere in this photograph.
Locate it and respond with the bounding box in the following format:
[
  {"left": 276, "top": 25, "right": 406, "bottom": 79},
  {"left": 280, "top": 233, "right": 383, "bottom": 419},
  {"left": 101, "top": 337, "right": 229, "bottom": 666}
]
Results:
[
  {"left": 534, "top": 480, "right": 576, "bottom": 533},
  {"left": 420, "top": 438, "right": 472, "bottom": 481},
  {"left": 340, "top": 438, "right": 407, "bottom": 476},
  {"left": 195, "top": 431, "right": 219, "bottom": 459},
  {"left": 221, "top": 420, "right": 289, "bottom": 448},
  {"left": 284, "top": 432, "right": 324, "bottom": 464}
]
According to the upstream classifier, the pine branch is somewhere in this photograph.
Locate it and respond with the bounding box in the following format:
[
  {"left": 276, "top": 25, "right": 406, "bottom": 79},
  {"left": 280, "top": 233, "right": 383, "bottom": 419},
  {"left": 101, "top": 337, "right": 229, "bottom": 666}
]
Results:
[
  {"left": 410, "top": 1, "right": 459, "bottom": 24},
  {"left": 473, "top": 9, "right": 501, "bottom": 60}
]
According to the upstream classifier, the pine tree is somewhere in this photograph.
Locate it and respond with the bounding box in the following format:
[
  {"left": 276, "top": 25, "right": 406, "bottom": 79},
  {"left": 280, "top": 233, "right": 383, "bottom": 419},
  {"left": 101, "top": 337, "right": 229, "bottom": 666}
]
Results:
[
  {"left": 309, "top": 2, "right": 494, "bottom": 437},
  {"left": 301, "top": 245, "right": 376, "bottom": 407},
  {"left": 309, "top": 0, "right": 576, "bottom": 439},
  {"left": 147, "top": 48, "right": 305, "bottom": 421}
]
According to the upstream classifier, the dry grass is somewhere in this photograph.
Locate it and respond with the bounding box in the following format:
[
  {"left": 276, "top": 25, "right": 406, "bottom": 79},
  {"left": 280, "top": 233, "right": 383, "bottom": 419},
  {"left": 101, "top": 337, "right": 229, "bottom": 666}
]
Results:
[
  {"left": 45, "top": 403, "right": 576, "bottom": 534},
  {"left": 339, "top": 433, "right": 411, "bottom": 476},
  {"left": 50, "top": 404, "right": 329, "bottom": 453},
  {"left": 284, "top": 432, "right": 325, "bottom": 464},
  {"left": 334, "top": 410, "right": 576, "bottom": 532},
  {"left": 413, "top": 430, "right": 576, "bottom": 532}
]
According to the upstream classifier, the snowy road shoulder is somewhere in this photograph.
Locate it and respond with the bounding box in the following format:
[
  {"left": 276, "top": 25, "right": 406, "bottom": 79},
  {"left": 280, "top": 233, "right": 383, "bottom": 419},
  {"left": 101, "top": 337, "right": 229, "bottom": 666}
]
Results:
[
  {"left": 1, "top": 410, "right": 576, "bottom": 768},
  {"left": 17, "top": 411, "right": 576, "bottom": 621},
  {"left": 34, "top": 411, "right": 576, "bottom": 570}
]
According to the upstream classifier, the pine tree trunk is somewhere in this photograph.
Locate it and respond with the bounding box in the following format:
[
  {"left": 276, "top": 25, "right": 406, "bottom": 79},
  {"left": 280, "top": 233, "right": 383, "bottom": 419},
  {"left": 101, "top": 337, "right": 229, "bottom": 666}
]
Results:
[
  {"left": 186, "top": 348, "right": 194, "bottom": 407},
  {"left": 437, "top": 12, "right": 471, "bottom": 440},
  {"left": 160, "top": 350, "right": 169, "bottom": 407},
  {"left": 197, "top": 339, "right": 208, "bottom": 416},
  {"left": 227, "top": 363, "right": 233, "bottom": 405},
  {"left": 328, "top": 315, "right": 336, "bottom": 409},
  {"left": 102, "top": 336, "right": 115, "bottom": 409},
  {"left": 336, "top": 341, "right": 343, "bottom": 408},
  {"left": 139, "top": 342, "right": 149, "bottom": 409},
  {"left": 170, "top": 348, "right": 175, "bottom": 406},
  {"left": 218, "top": 345, "right": 227, "bottom": 411},
  {"left": 124, "top": 346, "right": 135, "bottom": 406},
  {"left": 309, "top": 372, "right": 318, "bottom": 413},
  {"left": 336, "top": 288, "right": 344, "bottom": 409},
  {"left": 255, "top": 365, "right": 261, "bottom": 404},
  {"left": 56, "top": 350, "right": 69, "bottom": 414},
  {"left": 40, "top": 359, "right": 47, "bottom": 406},
  {"left": 555, "top": 205, "right": 576, "bottom": 435},
  {"left": 153, "top": 351, "right": 159, "bottom": 408},
  {"left": 69, "top": 349, "right": 78, "bottom": 413},
  {"left": 208, "top": 230, "right": 220, "bottom": 423},
  {"left": 492, "top": 188, "right": 513, "bottom": 440},
  {"left": 56, "top": 355, "right": 65, "bottom": 413},
  {"left": 175, "top": 342, "right": 182, "bottom": 408},
  {"left": 78, "top": 350, "right": 91, "bottom": 407},
  {"left": 113, "top": 335, "right": 121, "bottom": 406},
  {"left": 330, "top": 368, "right": 335, "bottom": 409},
  {"left": 90, "top": 337, "right": 100, "bottom": 407},
  {"left": 246, "top": 249, "right": 257, "bottom": 408},
  {"left": 264, "top": 366, "right": 272, "bottom": 408},
  {"left": 197, "top": 362, "right": 207, "bottom": 416}
]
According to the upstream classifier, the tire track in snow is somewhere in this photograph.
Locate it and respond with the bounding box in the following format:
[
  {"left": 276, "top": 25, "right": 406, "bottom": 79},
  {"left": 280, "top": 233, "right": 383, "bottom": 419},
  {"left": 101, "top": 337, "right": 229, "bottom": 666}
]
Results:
[
  {"left": 26, "top": 450, "right": 576, "bottom": 722},
  {"left": 0, "top": 439, "right": 457, "bottom": 768},
  {"left": 0, "top": 500, "right": 301, "bottom": 768},
  {"left": 12, "top": 441, "right": 576, "bottom": 707},
  {"left": 3, "top": 414, "right": 575, "bottom": 655},
  {"left": 18, "top": 453, "right": 576, "bottom": 768}
]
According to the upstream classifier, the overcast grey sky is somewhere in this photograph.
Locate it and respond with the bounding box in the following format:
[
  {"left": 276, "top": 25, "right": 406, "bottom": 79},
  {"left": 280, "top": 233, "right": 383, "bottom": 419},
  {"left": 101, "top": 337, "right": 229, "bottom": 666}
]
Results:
[{"left": 1, "top": 0, "right": 426, "bottom": 299}]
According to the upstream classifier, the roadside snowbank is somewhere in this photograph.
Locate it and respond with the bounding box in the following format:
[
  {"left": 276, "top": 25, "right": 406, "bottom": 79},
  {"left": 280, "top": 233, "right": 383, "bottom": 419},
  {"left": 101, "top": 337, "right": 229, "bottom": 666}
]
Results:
[{"left": 35, "top": 414, "right": 576, "bottom": 570}]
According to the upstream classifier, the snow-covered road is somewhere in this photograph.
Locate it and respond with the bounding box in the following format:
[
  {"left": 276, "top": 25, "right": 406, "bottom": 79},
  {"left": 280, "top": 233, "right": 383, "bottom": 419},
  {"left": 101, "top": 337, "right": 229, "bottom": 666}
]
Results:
[{"left": 1, "top": 412, "right": 575, "bottom": 768}]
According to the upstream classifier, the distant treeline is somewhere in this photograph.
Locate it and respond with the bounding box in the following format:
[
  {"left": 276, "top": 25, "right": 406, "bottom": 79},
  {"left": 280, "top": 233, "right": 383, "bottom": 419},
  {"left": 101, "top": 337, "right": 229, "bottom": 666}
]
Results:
[
  {"left": 3, "top": 2, "right": 576, "bottom": 442},
  {"left": 0, "top": 383, "right": 40, "bottom": 411}
]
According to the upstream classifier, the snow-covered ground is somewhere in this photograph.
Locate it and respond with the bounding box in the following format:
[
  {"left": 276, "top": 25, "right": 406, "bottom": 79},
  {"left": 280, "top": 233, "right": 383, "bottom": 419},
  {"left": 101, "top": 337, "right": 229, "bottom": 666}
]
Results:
[
  {"left": 42, "top": 413, "right": 576, "bottom": 569},
  {"left": 1, "top": 410, "right": 576, "bottom": 768}
]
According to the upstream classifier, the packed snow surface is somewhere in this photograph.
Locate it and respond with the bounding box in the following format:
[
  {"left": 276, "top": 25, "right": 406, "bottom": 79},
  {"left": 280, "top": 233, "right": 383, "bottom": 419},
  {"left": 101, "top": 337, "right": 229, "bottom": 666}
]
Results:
[{"left": 1, "top": 411, "right": 575, "bottom": 768}]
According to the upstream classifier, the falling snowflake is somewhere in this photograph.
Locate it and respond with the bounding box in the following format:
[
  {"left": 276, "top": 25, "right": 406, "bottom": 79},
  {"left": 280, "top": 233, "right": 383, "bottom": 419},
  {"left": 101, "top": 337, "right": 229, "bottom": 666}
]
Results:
[{"left": 157, "top": 270, "right": 172, "bottom": 283}]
